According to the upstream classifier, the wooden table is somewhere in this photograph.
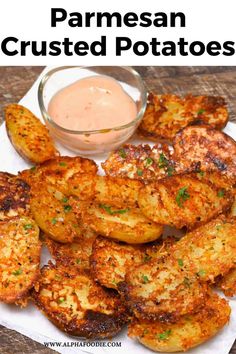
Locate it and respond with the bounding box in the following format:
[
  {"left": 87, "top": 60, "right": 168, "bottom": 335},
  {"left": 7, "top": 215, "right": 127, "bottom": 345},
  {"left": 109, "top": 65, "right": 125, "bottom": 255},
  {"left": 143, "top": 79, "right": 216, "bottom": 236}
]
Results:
[{"left": 0, "top": 66, "right": 235, "bottom": 354}]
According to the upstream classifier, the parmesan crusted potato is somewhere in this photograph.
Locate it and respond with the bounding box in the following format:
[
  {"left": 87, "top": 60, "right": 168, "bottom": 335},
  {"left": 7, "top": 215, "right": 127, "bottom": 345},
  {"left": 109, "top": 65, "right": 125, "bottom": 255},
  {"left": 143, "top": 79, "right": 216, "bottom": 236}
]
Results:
[
  {"left": 138, "top": 93, "right": 228, "bottom": 142},
  {"left": 5, "top": 104, "right": 58, "bottom": 164},
  {"left": 138, "top": 174, "right": 233, "bottom": 229},
  {"left": 30, "top": 183, "right": 82, "bottom": 243},
  {"left": 102, "top": 143, "right": 175, "bottom": 181},
  {"left": 69, "top": 174, "right": 143, "bottom": 208},
  {"left": 173, "top": 125, "right": 236, "bottom": 179},
  {"left": 71, "top": 200, "right": 163, "bottom": 244},
  {"left": 128, "top": 291, "right": 230, "bottom": 353},
  {"left": 0, "top": 216, "right": 41, "bottom": 303},
  {"left": 32, "top": 262, "right": 129, "bottom": 339},
  {"left": 217, "top": 268, "right": 236, "bottom": 297},
  {"left": 0, "top": 172, "right": 30, "bottom": 220}
]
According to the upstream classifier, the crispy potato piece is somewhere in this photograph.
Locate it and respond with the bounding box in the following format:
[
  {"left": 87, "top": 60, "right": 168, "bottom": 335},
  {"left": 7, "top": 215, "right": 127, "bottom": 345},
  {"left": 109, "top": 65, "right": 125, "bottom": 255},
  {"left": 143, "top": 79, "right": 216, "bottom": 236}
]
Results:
[
  {"left": 0, "top": 172, "right": 30, "bottom": 220},
  {"left": 20, "top": 156, "right": 97, "bottom": 194},
  {"left": 71, "top": 200, "right": 163, "bottom": 244},
  {"left": 0, "top": 216, "right": 40, "bottom": 303},
  {"left": 138, "top": 93, "right": 228, "bottom": 142},
  {"left": 46, "top": 227, "right": 97, "bottom": 270},
  {"left": 128, "top": 291, "right": 230, "bottom": 353},
  {"left": 32, "top": 263, "right": 128, "bottom": 339},
  {"left": 69, "top": 174, "right": 143, "bottom": 208},
  {"left": 90, "top": 236, "right": 176, "bottom": 290},
  {"left": 30, "top": 183, "right": 82, "bottom": 243},
  {"left": 5, "top": 104, "right": 58, "bottom": 164},
  {"left": 217, "top": 268, "right": 236, "bottom": 297},
  {"left": 138, "top": 174, "right": 233, "bottom": 229},
  {"left": 173, "top": 125, "right": 236, "bottom": 179},
  {"left": 102, "top": 143, "right": 175, "bottom": 181},
  {"left": 119, "top": 256, "right": 207, "bottom": 322},
  {"left": 172, "top": 216, "right": 236, "bottom": 282}
]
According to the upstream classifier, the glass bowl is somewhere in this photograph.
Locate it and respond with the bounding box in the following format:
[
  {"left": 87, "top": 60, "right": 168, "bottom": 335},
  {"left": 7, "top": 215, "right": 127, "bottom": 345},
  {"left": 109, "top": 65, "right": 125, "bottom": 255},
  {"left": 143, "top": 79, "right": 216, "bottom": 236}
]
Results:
[{"left": 38, "top": 66, "right": 147, "bottom": 155}]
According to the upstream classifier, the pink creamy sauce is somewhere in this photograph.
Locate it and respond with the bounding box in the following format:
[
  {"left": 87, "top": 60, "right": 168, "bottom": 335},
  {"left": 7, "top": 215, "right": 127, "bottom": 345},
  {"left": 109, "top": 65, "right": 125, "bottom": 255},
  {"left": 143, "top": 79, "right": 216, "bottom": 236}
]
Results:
[{"left": 48, "top": 76, "right": 137, "bottom": 133}]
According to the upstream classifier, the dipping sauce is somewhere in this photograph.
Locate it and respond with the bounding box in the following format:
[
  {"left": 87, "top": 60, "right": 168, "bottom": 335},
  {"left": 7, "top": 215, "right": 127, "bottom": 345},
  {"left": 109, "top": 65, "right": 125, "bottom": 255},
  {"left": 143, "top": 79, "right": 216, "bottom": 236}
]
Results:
[{"left": 48, "top": 76, "right": 137, "bottom": 133}]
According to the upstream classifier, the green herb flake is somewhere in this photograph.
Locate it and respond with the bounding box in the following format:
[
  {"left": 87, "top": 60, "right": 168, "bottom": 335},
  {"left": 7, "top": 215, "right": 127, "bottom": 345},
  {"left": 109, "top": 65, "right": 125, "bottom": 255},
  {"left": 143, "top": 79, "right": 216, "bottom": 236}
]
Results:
[
  {"left": 12, "top": 269, "right": 22, "bottom": 276},
  {"left": 141, "top": 274, "right": 149, "bottom": 284},
  {"left": 197, "top": 109, "right": 206, "bottom": 115},
  {"left": 58, "top": 297, "right": 65, "bottom": 303},
  {"left": 59, "top": 162, "right": 67, "bottom": 167},
  {"left": 23, "top": 224, "right": 33, "bottom": 230},
  {"left": 158, "top": 329, "right": 172, "bottom": 340},
  {"left": 145, "top": 157, "right": 153, "bottom": 166},
  {"left": 99, "top": 204, "right": 129, "bottom": 215},
  {"left": 119, "top": 148, "right": 126, "bottom": 159},
  {"left": 217, "top": 189, "right": 225, "bottom": 198},
  {"left": 30, "top": 166, "right": 36, "bottom": 172},
  {"left": 51, "top": 218, "right": 57, "bottom": 225},
  {"left": 176, "top": 186, "right": 190, "bottom": 208},
  {"left": 178, "top": 259, "right": 183, "bottom": 267},
  {"left": 142, "top": 329, "right": 149, "bottom": 336},
  {"left": 216, "top": 225, "right": 222, "bottom": 231},
  {"left": 76, "top": 258, "right": 81, "bottom": 264},
  {"left": 198, "top": 170, "right": 205, "bottom": 176},
  {"left": 143, "top": 254, "right": 152, "bottom": 262},
  {"left": 167, "top": 166, "right": 175, "bottom": 176},
  {"left": 197, "top": 269, "right": 206, "bottom": 277},
  {"left": 137, "top": 169, "right": 143, "bottom": 176},
  {"left": 64, "top": 205, "right": 72, "bottom": 213},
  {"left": 158, "top": 153, "right": 169, "bottom": 168},
  {"left": 62, "top": 197, "right": 68, "bottom": 203}
]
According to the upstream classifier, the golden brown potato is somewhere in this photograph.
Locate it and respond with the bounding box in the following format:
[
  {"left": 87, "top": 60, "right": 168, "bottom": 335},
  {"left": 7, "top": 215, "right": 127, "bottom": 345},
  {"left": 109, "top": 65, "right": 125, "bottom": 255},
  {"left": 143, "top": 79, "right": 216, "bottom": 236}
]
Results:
[
  {"left": 30, "top": 183, "right": 82, "bottom": 243},
  {"left": 138, "top": 174, "right": 233, "bottom": 229},
  {"left": 71, "top": 200, "right": 163, "bottom": 244},
  {"left": 5, "top": 104, "right": 58, "bottom": 164},
  {"left": 172, "top": 216, "right": 236, "bottom": 282},
  {"left": 0, "top": 172, "right": 30, "bottom": 220},
  {"left": 102, "top": 143, "right": 175, "bottom": 181},
  {"left": 69, "top": 174, "right": 143, "bottom": 208},
  {"left": 217, "top": 268, "right": 236, "bottom": 297},
  {"left": 32, "top": 262, "right": 129, "bottom": 339},
  {"left": 128, "top": 291, "right": 230, "bottom": 353},
  {"left": 173, "top": 125, "right": 236, "bottom": 179},
  {"left": 138, "top": 93, "right": 228, "bottom": 142},
  {"left": 46, "top": 227, "right": 97, "bottom": 271},
  {"left": 90, "top": 236, "right": 176, "bottom": 290},
  {"left": 0, "top": 216, "right": 41, "bottom": 303},
  {"left": 20, "top": 156, "right": 98, "bottom": 194}
]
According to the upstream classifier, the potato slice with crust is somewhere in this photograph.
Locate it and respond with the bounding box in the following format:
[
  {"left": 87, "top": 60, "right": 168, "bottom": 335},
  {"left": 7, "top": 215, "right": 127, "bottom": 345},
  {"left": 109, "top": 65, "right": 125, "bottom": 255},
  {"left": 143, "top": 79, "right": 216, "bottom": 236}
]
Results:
[
  {"left": 32, "top": 262, "right": 128, "bottom": 339},
  {"left": 69, "top": 174, "right": 143, "bottom": 208},
  {"left": 0, "top": 216, "right": 40, "bottom": 303},
  {"left": 0, "top": 172, "right": 30, "bottom": 220},
  {"left": 30, "top": 183, "right": 82, "bottom": 243},
  {"left": 138, "top": 174, "right": 233, "bottom": 229},
  {"left": 128, "top": 291, "right": 230, "bottom": 353},
  {"left": 138, "top": 93, "right": 228, "bottom": 142},
  {"left": 217, "top": 268, "right": 236, "bottom": 297},
  {"left": 5, "top": 104, "right": 58, "bottom": 164},
  {"left": 173, "top": 125, "right": 236, "bottom": 179},
  {"left": 71, "top": 200, "right": 163, "bottom": 244},
  {"left": 102, "top": 143, "right": 174, "bottom": 181}
]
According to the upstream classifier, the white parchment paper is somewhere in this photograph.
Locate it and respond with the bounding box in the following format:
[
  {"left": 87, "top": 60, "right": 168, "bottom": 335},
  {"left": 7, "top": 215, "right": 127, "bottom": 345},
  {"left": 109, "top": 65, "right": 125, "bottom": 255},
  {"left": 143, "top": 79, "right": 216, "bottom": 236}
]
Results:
[{"left": 0, "top": 67, "right": 235, "bottom": 354}]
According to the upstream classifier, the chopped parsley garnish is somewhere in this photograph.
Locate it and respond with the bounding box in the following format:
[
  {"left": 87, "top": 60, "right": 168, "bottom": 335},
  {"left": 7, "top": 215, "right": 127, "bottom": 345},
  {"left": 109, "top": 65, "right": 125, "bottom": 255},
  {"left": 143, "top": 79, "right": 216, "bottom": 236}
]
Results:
[
  {"left": 167, "top": 166, "right": 175, "bottom": 176},
  {"left": 30, "top": 166, "right": 36, "bottom": 171},
  {"left": 99, "top": 204, "right": 129, "bottom": 215},
  {"left": 197, "top": 109, "right": 206, "bottom": 115},
  {"left": 62, "top": 197, "right": 68, "bottom": 203},
  {"left": 197, "top": 269, "right": 206, "bottom": 277},
  {"left": 76, "top": 258, "right": 81, "bottom": 264},
  {"left": 158, "top": 153, "right": 169, "bottom": 168},
  {"left": 137, "top": 169, "right": 143, "bottom": 176},
  {"left": 145, "top": 157, "right": 153, "bottom": 166},
  {"left": 119, "top": 148, "right": 126, "bottom": 159},
  {"left": 141, "top": 275, "right": 149, "bottom": 284},
  {"left": 217, "top": 189, "right": 225, "bottom": 198},
  {"left": 51, "top": 218, "right": 57, "bottom": 225},
  {"left": 142, "top": 329, "right": 149, "bottom": 336},
  {"left": 216, "top": 225, "right": 222, "bottom": 231},
  {"left": 198, "top": 170, "right": 205, "bottom": 176},
  {"left": 143, "top": 254, "right": 152, "bottom": 262},
  {"left": 23, "top": 224, "right": 33, "bottom": 230},
  {"left": 59, "top": 162, "right": 67, "bottom": 167},
  {"left": 158, "top": 329, "right": 172, "bottom": 340},
  {"left": 12, "top": 269, "right": 22, "bottom": 276},
  {"left": 58, "top": 297, "right": 65, "bottom": 303},
  {"left": 176, "top": 186, "right": 190, "bottom": 207},
  {"left": 64, "top": 205, "right": 72, "bottom": 213},
  {"left": 178, "top": 259, "right": 183, "bottom": 267}
]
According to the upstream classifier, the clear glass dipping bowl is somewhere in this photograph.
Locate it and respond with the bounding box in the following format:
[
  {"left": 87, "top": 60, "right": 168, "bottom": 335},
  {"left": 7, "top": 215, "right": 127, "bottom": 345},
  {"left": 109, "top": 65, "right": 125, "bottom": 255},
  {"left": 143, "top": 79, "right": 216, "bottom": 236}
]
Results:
[{"left": 38, "top": 66, "right": 147, "bottom": 155}]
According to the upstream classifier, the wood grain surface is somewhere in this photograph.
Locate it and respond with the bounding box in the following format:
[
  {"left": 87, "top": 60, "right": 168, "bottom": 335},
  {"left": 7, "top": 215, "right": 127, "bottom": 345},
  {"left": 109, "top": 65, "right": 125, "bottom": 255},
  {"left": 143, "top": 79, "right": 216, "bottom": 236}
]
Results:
[{"left": 0, "top": 66, "right": 235, "bottom": 354}]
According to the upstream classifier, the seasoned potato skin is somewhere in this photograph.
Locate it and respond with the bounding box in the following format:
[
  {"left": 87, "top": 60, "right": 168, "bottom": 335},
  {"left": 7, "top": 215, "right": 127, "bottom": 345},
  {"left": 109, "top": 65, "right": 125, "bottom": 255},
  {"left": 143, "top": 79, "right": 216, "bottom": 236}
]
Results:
[
  {"left": 0, "top": 172, "right": 30, "bottom": 220},
  {"left": 102, "top": 143, "right": 174, "bottom": 181},
  {"left": 138, "top": 93, "right": 228, "bottom": 142},
  {"left": 0, "top": 216, "right": 41, "bottom": 303},
  {"left": 217, "top": 268, "right": 236, "bottom": 297},
  {"left": 5, "top": 104, "right": 58, "bottom": 164},
  {"left": 69, "top": 174, "right": 143, "bottom": 208},
  {"left": 71, "top": 200, "right": 163, "bottom": 244},
  {"left": 32, "top": 263, "right": 129, "bottom": 339},
  {"left": 128, "top": 291, "right": 230, "bottom": 353},
  {"left": 138, "top": 174, "right": 233, "bottom": 229}
]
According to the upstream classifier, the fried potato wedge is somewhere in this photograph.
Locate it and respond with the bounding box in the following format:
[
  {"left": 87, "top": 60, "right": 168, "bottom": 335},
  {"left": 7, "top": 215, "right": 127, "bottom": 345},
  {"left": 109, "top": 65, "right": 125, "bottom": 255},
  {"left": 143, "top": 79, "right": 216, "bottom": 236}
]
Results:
[
  {"left": 173, "top": 125, "right": 236, "bottom": 179},
  {"left": 46, "top": 228, "right": 97, "bottom": 271},
  {"left": 138, "top": 93, "right": 228, "bottom": 142},
  {"left": 30, "top": 183, "right": 82, "bottom": 243},
  {"left": 90, "top": 236, "right": 176, "bottom": 290},
  {"left": 72, "top": 200, "right": 163, "bottom": 244},
  {"left": 69, "top": 174, "right": 143, "bottom": 208},
  {"left": 0, "top": 216, "right": 40, "bottom": 303},
  {"left": 128, "top": 291, "right": 230, "bottom": 353},
  {"left": 5, "top": 104, "right": 58, "bottom": 164},
  {"left": 102, "top": 143, "right": 175, "bottom": 181},
  {"left": 20, "top": 156, "right": 98, "bottom": 194},
  {"left": 0, "top": 172, "right": 30, "bottom": 220},
  {"left": 32, "top": 263, "right": 128, "bottom": 339},
  {"left": 217, "top": 268, "right": 236, "bottom": 297},
  {"left": 138, "top": 174, "right": 232, "bottom": 229},
  {"left": 172, "top": 216, "right": 236, "bottom": 282},
  {"left": 119, "top": 256, "right": 207, "bottom": 322}
]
